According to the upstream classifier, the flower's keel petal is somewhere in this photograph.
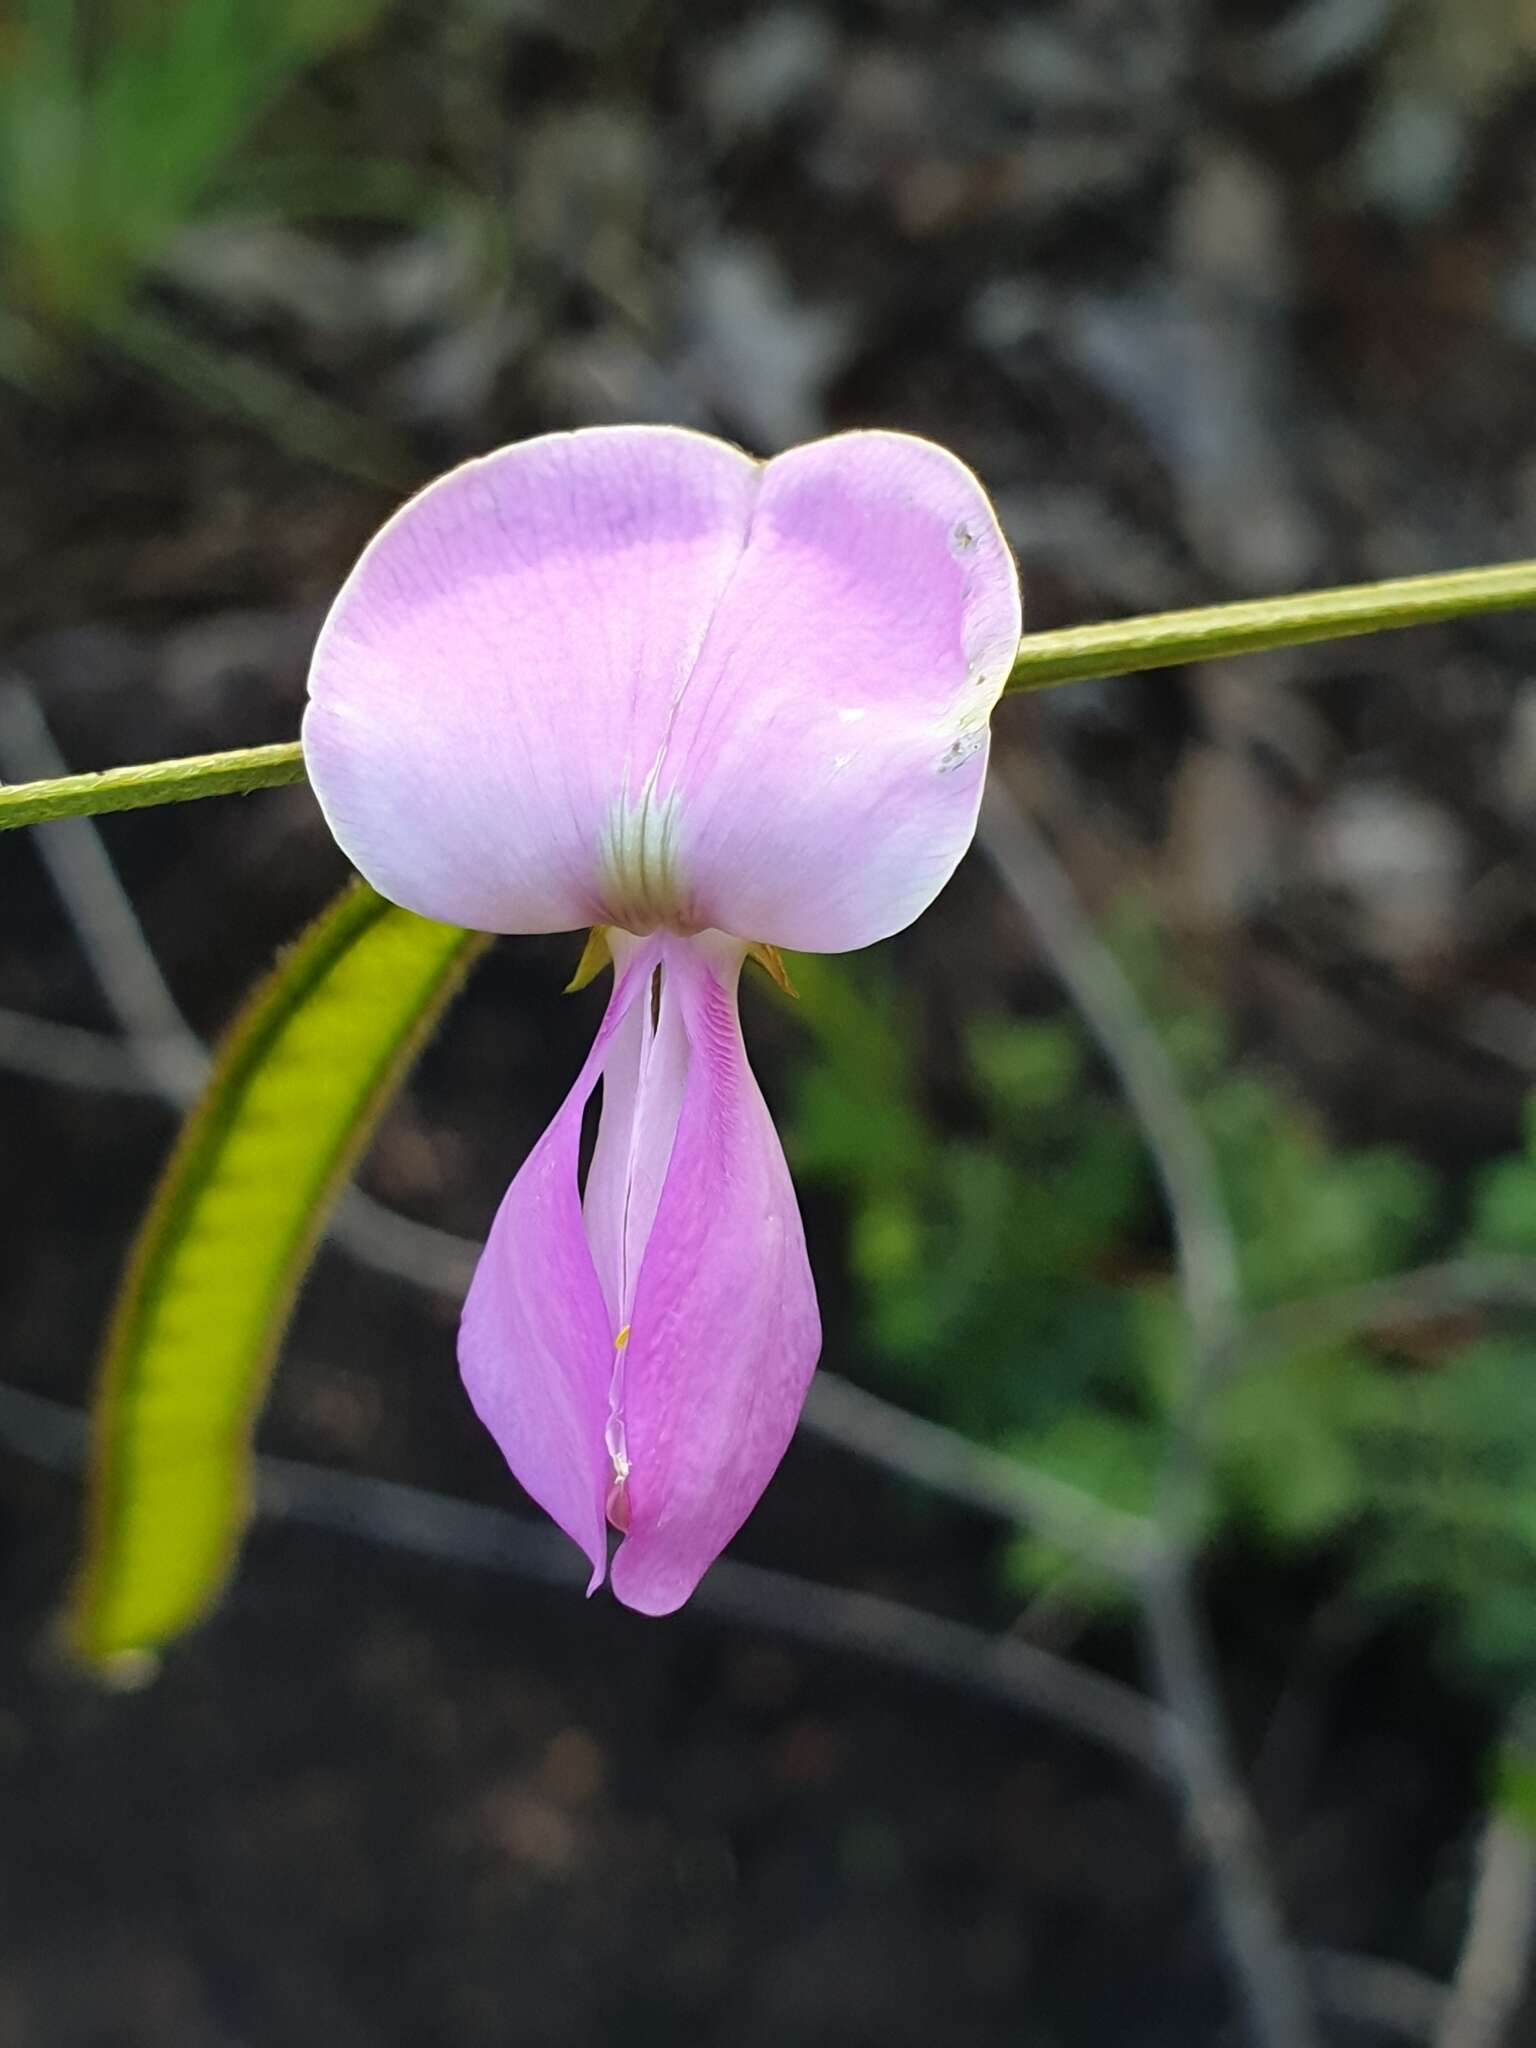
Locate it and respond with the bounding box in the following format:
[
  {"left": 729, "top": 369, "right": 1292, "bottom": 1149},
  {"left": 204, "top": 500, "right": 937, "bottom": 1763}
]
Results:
[
  {"left": 303, "top": 427, "right": 760, "bottom": 933},
  {"left": 674, "top": 430, "right": 1022, "bottom": 952},
  {"left": 580, "top": 984, "right": 645, "bottom": 1331},
  {"left": 610, "top": 938, "right": 821, "bottom": 1616},
  {"left": 459, "top": 954, "right": 653, "bottom": 1590},
  {"left": 582, "top": 933, "right": 689, "bottom": 1328}
]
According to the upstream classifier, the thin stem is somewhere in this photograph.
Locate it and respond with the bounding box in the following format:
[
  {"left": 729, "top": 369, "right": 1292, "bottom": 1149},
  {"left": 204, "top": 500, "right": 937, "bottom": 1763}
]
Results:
[
  {"left": 5, "top": 558, "right": 1536, "bottom": 832},
  {"left": 1003, "top": 558, "right": 1536, "bottom": 692},
  {"left": 0, "top": 739, "right": 304, "bottom": 830}
]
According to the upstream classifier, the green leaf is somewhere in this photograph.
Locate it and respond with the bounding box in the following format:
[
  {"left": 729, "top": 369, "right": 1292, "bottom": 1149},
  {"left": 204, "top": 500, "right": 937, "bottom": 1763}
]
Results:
[
  {"left": 1495, "top": 1725, "right": 1536, "bottom": 1838},
  {"left": 1002, "top": 1412, "right": 1161, "bottom": 1615},
  {"left": 1469, "top": 1156, "right": 1536, "bottom": 1253},
  {"left": 966, "top": 1017, "right": 1083, "bottom": 1117},
  {"left": 0, "top": 0, "right": 397, "bottom": 329},
  {"left": 1211, "top": 1346, "right": 1372, "bottom": 1546},
  {"left": 64, "top": 882, "right": 489, "bottom": 1673}
]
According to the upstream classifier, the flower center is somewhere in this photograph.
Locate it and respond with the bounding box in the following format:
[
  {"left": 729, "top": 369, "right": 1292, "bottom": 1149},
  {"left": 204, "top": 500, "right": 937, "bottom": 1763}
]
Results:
[{"left": 597, "top": 768, "right": 691, "bottom": 933}]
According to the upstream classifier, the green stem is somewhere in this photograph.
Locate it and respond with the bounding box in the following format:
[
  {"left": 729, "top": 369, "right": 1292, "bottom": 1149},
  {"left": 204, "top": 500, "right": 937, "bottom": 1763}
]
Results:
[
  {"left": 1004, "top": 557, "right": 1536, "bottom": 691},
  {"left": 0, "top": 741, "right": 305, "bottom": 829},
  {"left": 5, "top": 557, "right": 1536, "bottom": 832}
]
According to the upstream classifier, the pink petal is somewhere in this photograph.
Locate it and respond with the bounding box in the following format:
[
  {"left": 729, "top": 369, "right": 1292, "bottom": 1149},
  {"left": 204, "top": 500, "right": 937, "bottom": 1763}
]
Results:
[
  {"left": 457, "top": 947, "right": 657, "bottom": 1590},
  {"left": 461, "top": 932, "right": 819, "bottom": 1610},
  {"left": 303, "top": 427, "right": 760, "bottom": 932},
  {"left": 303, "top": 427, "right": 1020, "bottom": 950},
  {"left": 671, "top": 431, "right": 1022, "bottom": 950},
  {"left": 610, "top": 935, "right": 821, "bottom": 1616}
]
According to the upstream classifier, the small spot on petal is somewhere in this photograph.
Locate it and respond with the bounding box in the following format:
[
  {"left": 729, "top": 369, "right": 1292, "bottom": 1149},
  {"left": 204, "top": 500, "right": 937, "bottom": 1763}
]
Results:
[
  {"left": 951, "top": 520, "right": 977, "bottom": 554},
  {"left": 938, "top": 730, "right": 985, "bottom": 774}
]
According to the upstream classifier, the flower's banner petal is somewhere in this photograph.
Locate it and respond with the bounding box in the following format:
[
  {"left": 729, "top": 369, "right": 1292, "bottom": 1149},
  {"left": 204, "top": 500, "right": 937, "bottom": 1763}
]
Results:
[
  {"left": 304, "top": 427, "right": 1019, "bottom": 950},
  {"left": 583, "top": 938, "right": 690, "bottom": 1328},
  {"left": 673, "top": 431, "right": 1022, "bottom": 951},
  {"left": 459, "top": 950, "right": 656, "bottom": 1589},
  {"left": 303, "top": 427, "right": 760, "bottom": 932},
  {"left": 611, "top": 938, "right": 821, "bottom": 1616}
]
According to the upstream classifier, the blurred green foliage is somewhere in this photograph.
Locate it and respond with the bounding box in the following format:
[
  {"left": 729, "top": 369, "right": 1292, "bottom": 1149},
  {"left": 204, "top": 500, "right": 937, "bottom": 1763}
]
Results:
[
  {"left": 0, "top": 0, "right": 488, "bottom": 470},
  {"left": 785, "top": 922, "right": 1536, "bottom": 1703},
  {"left": 0, "top": 0, "right": 387, "bottom": 352}
]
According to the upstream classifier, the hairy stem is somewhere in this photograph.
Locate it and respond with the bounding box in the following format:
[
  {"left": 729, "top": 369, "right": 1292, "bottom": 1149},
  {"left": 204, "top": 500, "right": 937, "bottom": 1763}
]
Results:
[
  {"left": 0, "top": 739, "right": 305, "bottom": 830},
  {"left": 1004, "top": 557, "right": 1536, "bottom": 691},
  {"left": 4, "top": 557, "right": 1536, "bottom": 831}
]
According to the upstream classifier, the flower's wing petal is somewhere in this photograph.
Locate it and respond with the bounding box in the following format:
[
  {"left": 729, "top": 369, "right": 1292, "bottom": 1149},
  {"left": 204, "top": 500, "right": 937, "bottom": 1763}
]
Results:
[
  {"left": 303, "top": 427, "right": 760, "bottom": 933},
  {"left": 458, "top": 957, "right": 652, "bottom": 1589},
  {"left": 672, "top": 430, "right": 1022, "bottom": 951},
  {"left": 610, "top": 939, "right": 820, "bottom": 1616}
]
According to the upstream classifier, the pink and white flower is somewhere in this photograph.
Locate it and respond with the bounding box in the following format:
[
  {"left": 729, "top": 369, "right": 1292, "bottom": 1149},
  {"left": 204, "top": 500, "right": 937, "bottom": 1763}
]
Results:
[{"left": 303, "top": 425, "right": 1021, "bottom": 1614}]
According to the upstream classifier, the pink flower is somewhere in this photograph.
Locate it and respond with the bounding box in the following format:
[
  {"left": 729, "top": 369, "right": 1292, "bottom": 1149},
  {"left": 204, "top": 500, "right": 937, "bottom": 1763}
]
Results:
[{"left": 302, "top": 426, "right": 1021, "bottom": 1613}]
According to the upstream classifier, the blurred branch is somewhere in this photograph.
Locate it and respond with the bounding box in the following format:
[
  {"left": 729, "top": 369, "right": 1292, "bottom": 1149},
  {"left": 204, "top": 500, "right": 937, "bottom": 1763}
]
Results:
[
  {"left": 1234, "top": 1259, "right": 1536, "bottom": 1368},
  {"left": 0, "top": 681, "right": 474, "bottom": 1294},
  {"left": 977, "top": 781, "right": 1536, "bottom": 2046},
  {"left": 0, "top": 1006, "right": 160, "bottom": 1093},
  {"left": 979, "top": 777, "right": 1318, "bottom": 2048},
  {"left": 1435, "top": 1812, "right": 1536, "bottom": 2048},
  {"left": 0, "top": 1368, "right": 1453, "bottom": 2041},
  {"left": 802, "top": 1370, "right": 1161, "bottom": 1577},
  {"left": 7, "top": 557, "right": 1536, "bottom": 830},
  {"left": 978, "top": 782, "right": 1240, "bottom": 1353},
  {"left": 1435, "top": 1706, "right": 1536, "bottom": 2048},
  {"left": 0, "top": 1376, "right": 1172, "bottom": 1779},
  {"left": 0, "top": 684, "right": 207, "bottom": 1096},
  {"left": 1310, "top": 1949, "right": 1448, "bottom": 2043}
]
